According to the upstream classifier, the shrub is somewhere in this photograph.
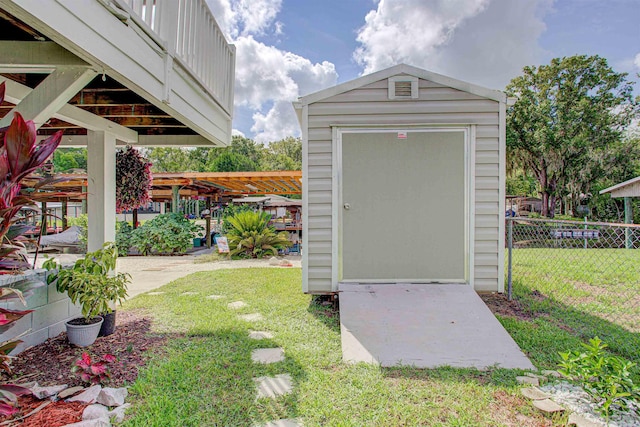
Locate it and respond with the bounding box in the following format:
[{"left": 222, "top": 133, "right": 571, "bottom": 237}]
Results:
[
  {"left": 72, "top": 352, "right": 117, "bottom": 385},
  {"left": 220, "top": 202, "right": 253, "bottom": 233},
  {"left": 226, "top": 211, "right": 292, "bottom": 259},
  {"left": 130, "top": 213, "right": 201, "bottom": 255},
  {"left": 116, "top": 221, "right": 133, "bottom": 256},
  {"left": 558, "top": 337, "right": 640, "bottom": 420}
]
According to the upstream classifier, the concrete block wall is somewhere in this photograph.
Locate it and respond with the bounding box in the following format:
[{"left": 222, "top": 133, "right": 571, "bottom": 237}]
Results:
[{"left": 0, "top": 269, "right": 80, "bottom": 353}]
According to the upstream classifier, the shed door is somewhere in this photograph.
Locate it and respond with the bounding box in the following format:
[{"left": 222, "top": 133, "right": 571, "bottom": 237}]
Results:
[{"left": 340, "top": 130, "right": 466, "bottom": 282}]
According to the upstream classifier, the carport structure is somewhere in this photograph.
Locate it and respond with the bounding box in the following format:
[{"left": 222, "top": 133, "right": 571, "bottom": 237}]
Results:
[{"left": 0, "top": 0, "right": 235, "bottom": 251}]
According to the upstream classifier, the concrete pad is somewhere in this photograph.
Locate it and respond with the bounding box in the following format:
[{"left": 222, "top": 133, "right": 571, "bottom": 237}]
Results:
[
  {"left": 240, "top": 313, "right": 264, "bottom": 322},
  {"left": 254, "top": 374, "right": 293, "bottom": 399},
  {"left": 251, "top": 348, "right": 285, "bottom": 364},
  {"left": 260, "top": 419, "right": 303, "bottom": 427},
  {"left": 228, "top": 301, "right": 247, "bottom": 309},
  {"left": 339, "top": 283, "right": 535, "bottom": 370},
  {"left": 249, "top": 331, "right": 274, "bottom": 339}
]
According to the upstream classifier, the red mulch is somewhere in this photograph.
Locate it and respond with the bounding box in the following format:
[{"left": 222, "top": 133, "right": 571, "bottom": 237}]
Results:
[{"left": 0, "top": 309, "right": 167, "bottom": 426}]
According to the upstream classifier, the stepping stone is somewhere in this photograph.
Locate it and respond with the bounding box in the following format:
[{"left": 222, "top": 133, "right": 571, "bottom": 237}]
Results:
[
  {"left": 260, "top": 419, "right": 303, "bottom": 427},
  {"left": 147, "top": 292, "right": 165, "bottom": 296},
  {"left": 251, "top": 348, "right": 285, "bottom": 364},
  {"left": 516, "top": 376, "right": 539, "bottom": 386},
  {"left": 541, "top": 370, "right": 562, "bottom": 378},
  {"left": 240, "top": 313, "right": 263, "bottom": 322},
  {"left": 58, "top": 386, "right": 85, "bottom": 399},
  {"left": 567, "top": 413, "right": 602, "bottom": 427},
  {"left": 254, "top": 374, "right": 293, "bottom": 399},
  {"left": 249, "top": 331, "right": 274, "bottom": 340},
  {"left": 520, "top": 387, "right": 550, "bottom": 400},
  {"left": 532, "top": 398, "right": 564, "bottom": 414},
  {"left": 181, "top": 292, "right": 199, "bottom": 296},
  {"left": 268, "top": 257, "right": 281, "bottom": 266},
  {"left": 206, "top": 295, "right": 224, "bottom": 300},
  {"left": 228, "top": 301, "right": 247, "bottom": 309}
]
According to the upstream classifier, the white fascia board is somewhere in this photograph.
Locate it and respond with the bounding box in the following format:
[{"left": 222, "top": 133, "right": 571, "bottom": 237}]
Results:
[
  {"left": 2, "top": 0, "right": 230, "bottom": 146},
  {"left": 299, "top": 63, "right": 507, "bottom": 105},
  {"left": 0, "top": 41, "right": 89, "bottom": 71},
  {"left": 599, "top": 176, "right": 640, "bottom": 195},
  {"left": 1, "top": 76, "right": 137, "bottom": 143}
]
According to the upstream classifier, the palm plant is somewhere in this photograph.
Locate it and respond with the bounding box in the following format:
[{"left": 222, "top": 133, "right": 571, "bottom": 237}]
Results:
[{"left": 225, "top": 210, "right": 292, "bottom": 258}]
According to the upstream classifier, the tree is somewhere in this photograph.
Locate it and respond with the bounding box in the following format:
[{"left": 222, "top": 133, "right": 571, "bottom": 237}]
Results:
[
  {"left": 262, "top": 137, "right": 302, "bottom": 170},
  {"left": 143, "top": 147, "right": 195, "bottom": 172},
  {"left": 52, "top": 148, "right": 87, "bottom": 172},
  {"left": 210, "top": 151, "right": 258, "bottom": 172},
  {"left": 506, "top": 55, "right": 638, "bottom": 217}
]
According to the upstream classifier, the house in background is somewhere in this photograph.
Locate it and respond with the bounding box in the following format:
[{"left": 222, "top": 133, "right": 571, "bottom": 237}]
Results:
[{"left": 0, "top": 0, "right": 235, "bottom": 251}]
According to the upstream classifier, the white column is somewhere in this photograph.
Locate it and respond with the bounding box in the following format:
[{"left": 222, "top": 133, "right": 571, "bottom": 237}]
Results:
[{"left": 87, "top": 131, "right": 116, "bottom": 252}]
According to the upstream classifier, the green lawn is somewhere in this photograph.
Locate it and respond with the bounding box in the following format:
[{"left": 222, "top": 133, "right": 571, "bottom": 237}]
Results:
[
  {"left": 121, "top": 268, "right": 559, "bottom": 427},
  {"left": 509, "top": 248, "right": 640, "bottom": 364}
]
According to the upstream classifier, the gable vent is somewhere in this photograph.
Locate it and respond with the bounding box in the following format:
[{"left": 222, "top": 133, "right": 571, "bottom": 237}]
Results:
[{"left": 388, "top": 76, "right": 418, "bottom": 100}]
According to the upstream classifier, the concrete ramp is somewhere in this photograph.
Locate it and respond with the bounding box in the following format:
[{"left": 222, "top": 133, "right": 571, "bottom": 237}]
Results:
[{"left": 339, "top": 283, "right": 535, "bottom": 370}]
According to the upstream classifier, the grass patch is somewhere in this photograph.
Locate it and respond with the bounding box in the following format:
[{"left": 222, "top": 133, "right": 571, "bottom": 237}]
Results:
[
  {"left": 506, "top": 248, "right": 640, "bottom": 378},
  {"left": 122, "top": 268, "right": 554, "bottom": 426}
]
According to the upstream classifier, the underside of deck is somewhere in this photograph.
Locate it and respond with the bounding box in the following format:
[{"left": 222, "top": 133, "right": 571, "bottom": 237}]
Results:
[{"left": 339, "top": 283, "right": 535, "bottom": 370}]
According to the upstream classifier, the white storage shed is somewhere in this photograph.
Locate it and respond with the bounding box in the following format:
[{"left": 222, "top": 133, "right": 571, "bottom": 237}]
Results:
[{"left": 293, "top": 64, "right": 507, "bottom": 295}]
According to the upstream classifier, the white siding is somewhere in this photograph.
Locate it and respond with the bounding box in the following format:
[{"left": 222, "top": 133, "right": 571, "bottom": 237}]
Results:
[{"left": 304, "top": 76, "right": 502, "bottom": 293}]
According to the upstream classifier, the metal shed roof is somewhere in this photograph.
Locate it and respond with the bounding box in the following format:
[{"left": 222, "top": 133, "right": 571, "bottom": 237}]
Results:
[{"left": 599, "top": 176, "right": 640, "bottom": 198}]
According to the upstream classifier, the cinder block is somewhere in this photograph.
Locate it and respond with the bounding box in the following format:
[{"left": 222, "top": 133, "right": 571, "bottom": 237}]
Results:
[
  {"left": 48, "top": 282, "right": 69, "bottom": 304},
  {"left": 48, "top": 320, "right": 67, "bottom": 338},
  {"left": 68, "top": 301, "right": 83, "bottom": 319},
  {"left": 32, "top": 299, "right": 70, "bottom": 331},
  {"left": 14, "top": 328, "right": 48, "bottom": 354},
  {"left": 0, "top": 313, "right": 33, "bottom": 344},
  {"left": 7, "top": 284, "right": 47, "bottom": 311}
]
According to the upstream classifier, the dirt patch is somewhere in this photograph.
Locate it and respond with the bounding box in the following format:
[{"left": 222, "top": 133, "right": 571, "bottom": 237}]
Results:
[
  {"left": 490, "top": 390, "right": 554, "bottom": 427},
  {"left": 6, "top": 309, "right": 166, "bottom": 388},
  {"left": 0, "top": 310, "right": 167, "bottom": 426},
  {"left": 479, "top": 292, "right": 538, "bottom": 322}
]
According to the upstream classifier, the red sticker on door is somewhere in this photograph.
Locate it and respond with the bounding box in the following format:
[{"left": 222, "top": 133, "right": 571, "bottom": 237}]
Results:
[{"left": 397, "top": 131, "right": 407, "bottom": 139}]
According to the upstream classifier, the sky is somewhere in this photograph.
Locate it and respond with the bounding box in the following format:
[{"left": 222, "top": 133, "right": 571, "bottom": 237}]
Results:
[{"left": 205, "top": 0, "right": 640, "bottom": 143}]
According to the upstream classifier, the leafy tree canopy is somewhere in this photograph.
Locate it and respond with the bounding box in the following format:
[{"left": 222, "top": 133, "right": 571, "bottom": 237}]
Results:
[{"left": 506, "top": 54, "right": 638, "bottom": 217}]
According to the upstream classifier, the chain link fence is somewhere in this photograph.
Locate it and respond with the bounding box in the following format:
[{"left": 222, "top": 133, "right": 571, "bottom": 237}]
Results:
[{"left": 506, "top": 217, "right": 640, "bottom": 334}]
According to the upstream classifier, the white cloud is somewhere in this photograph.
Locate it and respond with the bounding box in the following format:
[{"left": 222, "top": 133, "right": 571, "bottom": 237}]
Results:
[
  {"left": 231, "top": 128, "right": 245, "bottom": 137},
  {"left": 206, "top": 0, "right": 338, "bottom": 142},
  {"left": 235, "top": 36, "right": 338, "bottom": 141},
  {"left": 206, "top": 0, "right": 282, "bottom": 38},
  {"left": 353, "top": 0, "right": 553, "bottom": 90},
  {"left": 634, "top": 53, "right": 640, "bottom": 69},
  {"left": 251, "top": 101, "right": 302, "bottom": 143}
]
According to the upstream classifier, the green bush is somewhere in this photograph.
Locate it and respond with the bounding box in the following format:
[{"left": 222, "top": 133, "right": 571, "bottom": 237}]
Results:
[
  {"left": 130, "top": 213, "right": 201, "bottom": 255},
  {"left": 220, "top": 202, "right": 253, "bottom": 233},
  {"left": 116, "top": 221, "right": 133, "bottom": 256},
  {"left": 558, "top": 337, "right": 640, "bottom": 420},
  {"left": 226, "top": 210, "right": 291, "bottom": 259}
]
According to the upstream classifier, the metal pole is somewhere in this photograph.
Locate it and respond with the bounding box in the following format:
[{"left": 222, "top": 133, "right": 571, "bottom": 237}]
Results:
[
  {"left": 584, "top": 216, "right": 588, "bottom": 249},
  {"left": 624, "top": 197, "right": 632, "bottom": 249},
  {"left": 507, "top": 218, "right": 513, "bottom": 301}
]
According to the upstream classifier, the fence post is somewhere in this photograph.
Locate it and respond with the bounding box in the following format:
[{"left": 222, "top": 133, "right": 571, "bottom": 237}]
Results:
[
  {"left": 625, "top": 197, "right": 632, "bottom": 249},
  {"left": 507, "top": 217, "right": 513, "bottom": 301}
]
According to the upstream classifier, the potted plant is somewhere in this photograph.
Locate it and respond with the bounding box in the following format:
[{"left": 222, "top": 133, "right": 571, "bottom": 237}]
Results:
[{"left": 44, "top": 242, "right": 130, "bottom": 347}]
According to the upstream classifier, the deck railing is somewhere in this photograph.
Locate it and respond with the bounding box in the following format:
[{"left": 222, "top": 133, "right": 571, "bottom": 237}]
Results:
[{"left": 114, "top": 0, "right": 235, "bottom": 115}]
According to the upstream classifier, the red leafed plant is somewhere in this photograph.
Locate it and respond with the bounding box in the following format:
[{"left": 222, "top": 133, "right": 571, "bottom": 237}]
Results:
[
  {"left": 115, "top": 146, "right": 152, "bottom": 213},
  {"left": 72, "top": 352, "right": 117, "bottom": 385},
  {"left": 0, "top": 81, "right": 63, "bottom": 271},
  {"left": 0, "top": 80, "right": 65, "bottom": 416}
]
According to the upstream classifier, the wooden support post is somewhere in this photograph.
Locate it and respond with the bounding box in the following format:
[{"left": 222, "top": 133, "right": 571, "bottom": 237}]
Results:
[
  {"left": 133, "top": 208, "right": 138, "bottom": 229},
  {"left": 172, "top": 186, "right": 179, "bottom": 214},
  {"left": 61, "top": 199, "right": 68, "bottom": 230},
  {"left": 206, "top": 196, "right": 212, "bottom": 249},
  {"left": 81, "top": 185, "right": 87, "bottom": 214},
  {"left": 87, "top": 130, "right": 116, "bottom": 252}
]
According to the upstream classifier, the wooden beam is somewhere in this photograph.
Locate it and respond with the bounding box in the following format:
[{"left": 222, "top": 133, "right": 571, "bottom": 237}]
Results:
[
  {"left": 0, "top": 66, "right": 97, "bottom": 129},
  {"left": 1, "top": 76, "right": 137, "bottom": 142},
  {"left": 0, "top": 41, "right": 89, "bottom": 72}
]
